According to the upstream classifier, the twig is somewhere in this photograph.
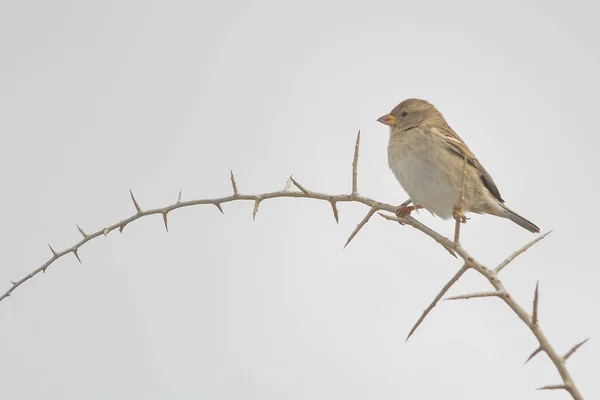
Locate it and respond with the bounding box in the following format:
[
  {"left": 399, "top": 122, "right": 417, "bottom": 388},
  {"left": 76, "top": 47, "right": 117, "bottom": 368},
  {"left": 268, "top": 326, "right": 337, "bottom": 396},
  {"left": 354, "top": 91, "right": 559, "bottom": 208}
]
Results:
[
  {"left": 495, "top": 231, "right": 553, "bottom": 274},
  {"left": 445, "top": 291, "right": 505, "bottom": 301},
  {"left": 537, "top": 384, "right": 569, "bottom": 391}
]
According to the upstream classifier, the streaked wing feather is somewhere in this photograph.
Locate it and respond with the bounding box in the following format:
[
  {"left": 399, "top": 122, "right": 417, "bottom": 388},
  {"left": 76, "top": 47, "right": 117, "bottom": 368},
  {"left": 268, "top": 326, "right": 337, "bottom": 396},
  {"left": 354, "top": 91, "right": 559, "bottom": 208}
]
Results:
[{"left": 441, "top": 129, "right": 504, "bottom": 203}]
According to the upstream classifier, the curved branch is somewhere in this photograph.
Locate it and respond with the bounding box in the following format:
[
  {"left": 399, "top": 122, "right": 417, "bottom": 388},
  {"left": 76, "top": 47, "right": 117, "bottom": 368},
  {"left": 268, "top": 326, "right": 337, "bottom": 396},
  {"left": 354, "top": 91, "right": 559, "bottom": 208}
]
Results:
[{"left": 1, "top": 131, "right": 587, "bottom": 400}]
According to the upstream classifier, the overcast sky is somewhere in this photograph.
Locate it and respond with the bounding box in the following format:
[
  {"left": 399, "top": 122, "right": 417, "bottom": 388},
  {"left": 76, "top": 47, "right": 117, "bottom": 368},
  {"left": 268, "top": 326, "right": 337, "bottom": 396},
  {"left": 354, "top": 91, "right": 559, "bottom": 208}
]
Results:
[{"left": 1, "top": 1, "right": 598, "bottom": 399}]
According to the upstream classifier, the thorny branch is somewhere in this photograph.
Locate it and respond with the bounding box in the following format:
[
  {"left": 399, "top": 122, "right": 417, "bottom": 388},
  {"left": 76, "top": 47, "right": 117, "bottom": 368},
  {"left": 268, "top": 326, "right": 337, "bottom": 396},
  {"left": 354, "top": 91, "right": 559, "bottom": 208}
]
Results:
[{"left": 1, "top": 132, "right": 587, "bottom": 399}]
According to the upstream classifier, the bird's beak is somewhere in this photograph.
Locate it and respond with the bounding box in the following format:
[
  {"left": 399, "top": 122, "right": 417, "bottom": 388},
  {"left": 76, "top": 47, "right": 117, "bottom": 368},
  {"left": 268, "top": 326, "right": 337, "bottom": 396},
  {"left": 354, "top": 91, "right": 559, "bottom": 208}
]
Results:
[{"left": 377, "top": 114, "right": 397, "bottom": 126}]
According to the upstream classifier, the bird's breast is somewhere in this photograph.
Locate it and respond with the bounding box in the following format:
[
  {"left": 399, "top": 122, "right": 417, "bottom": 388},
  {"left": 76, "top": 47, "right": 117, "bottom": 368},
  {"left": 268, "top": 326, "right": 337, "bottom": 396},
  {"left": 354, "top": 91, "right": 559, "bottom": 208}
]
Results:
[{"left": 387, "top": 129, "right": 460, "bottom": 219}]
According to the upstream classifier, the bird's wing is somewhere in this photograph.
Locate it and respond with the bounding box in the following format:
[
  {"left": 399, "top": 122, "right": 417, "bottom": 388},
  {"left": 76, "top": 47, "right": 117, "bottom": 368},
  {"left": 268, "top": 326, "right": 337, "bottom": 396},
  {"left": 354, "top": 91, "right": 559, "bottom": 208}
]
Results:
[{"left": 440, "top": 127, "right": 504, "bottom": 203}]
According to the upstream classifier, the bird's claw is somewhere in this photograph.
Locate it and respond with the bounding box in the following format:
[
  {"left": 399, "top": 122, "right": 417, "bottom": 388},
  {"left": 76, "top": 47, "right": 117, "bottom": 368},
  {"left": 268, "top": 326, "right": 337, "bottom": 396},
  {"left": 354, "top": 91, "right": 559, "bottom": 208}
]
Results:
[
  {"left": 452, "top": 207, "right": 469, "bottom": 224},
  {"left": 396, "top": 204, "right": 423, "bottom": 220}
]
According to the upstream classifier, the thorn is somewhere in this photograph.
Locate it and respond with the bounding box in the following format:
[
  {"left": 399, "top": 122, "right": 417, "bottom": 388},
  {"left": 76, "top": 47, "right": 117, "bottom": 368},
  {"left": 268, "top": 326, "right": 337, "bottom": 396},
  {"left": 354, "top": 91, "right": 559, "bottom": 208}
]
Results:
[
  {"left": 129, "top": 190, "right": 142, "bottom": 213},
  {"left": 48, "top": 244, "right": 58, "bottom": 257},
  {"left": 103, "top": 228, "right": 109, "bottom": 236},
  {"left": 253, "top": 199, "right": 261, "bottom": 220},
  {"left": 72, "top": 249, "right": 82, "bottom": 264},
  {"left": 290, "top": 176, "right": 310, "bottom": 195},
  {"left": 406, "top": 264, "right": 470, "bottom": 341},
  {"left": 330, "top": 201, "right": 339, "bottom": 223},
  {"left": 76, "top": 225, "right": 88, "bottom": 238},
  {"left": 10, "top": 280, "right": 16, "bottom": 285},
  {"left": 532, "top": 281, "right": 539, "bottom": 326},
  {"left": 536, "top": 384, "right": 568, "bottom": 391},
  {"left": 177, "top": 190, "right": 182, "bottom": 203},
  {"left": 215, "top": 203, "right": 224, "bottom": 214},
  {"left": 163, "top": 212, "right": 169, "bottom": 232},
  {"left": 525, "top": 347, "right": 543, "bottom": 364},
  {"left": 495, "top": 230, "right": 553, "bottom": 274},
  {"left": 42, "top": 267, "right": 47, "bottom": 274},
  {"left": 351, "top": 130, "right": 361, "bottom": 195},
  {"left": 119, "top": 223, "right": 126, "bottom": 233},
  {"left": 344, "top": 207, "right": 376, "bottom": 248},
  {"left": 564, "top": 338, "right": 590, "bottom": 361},
  {"left": 230, "top": 170, "right": 240, "bottom": 196}
]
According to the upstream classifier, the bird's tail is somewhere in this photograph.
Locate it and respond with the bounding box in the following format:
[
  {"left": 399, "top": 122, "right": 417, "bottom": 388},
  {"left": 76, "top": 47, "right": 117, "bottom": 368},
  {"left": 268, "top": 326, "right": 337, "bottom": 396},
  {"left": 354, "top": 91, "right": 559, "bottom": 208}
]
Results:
[{"left": 499, "top": 203, "right": 540, "bottom": 233}]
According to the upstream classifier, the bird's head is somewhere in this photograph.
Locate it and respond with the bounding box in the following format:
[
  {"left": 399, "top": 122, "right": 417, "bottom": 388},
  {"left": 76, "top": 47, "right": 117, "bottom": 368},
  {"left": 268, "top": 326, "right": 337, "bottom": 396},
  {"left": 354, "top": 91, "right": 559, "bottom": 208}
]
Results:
[{"left": 377, "top": 98, "right": 444, "bottom": 132}]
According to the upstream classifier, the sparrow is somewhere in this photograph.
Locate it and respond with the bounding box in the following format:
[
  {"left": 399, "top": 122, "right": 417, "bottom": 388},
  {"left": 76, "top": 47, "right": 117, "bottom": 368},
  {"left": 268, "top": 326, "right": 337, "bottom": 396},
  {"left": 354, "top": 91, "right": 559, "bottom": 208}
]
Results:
[{"left": 377, "top": 98, "right": 540, "bottom": 233}]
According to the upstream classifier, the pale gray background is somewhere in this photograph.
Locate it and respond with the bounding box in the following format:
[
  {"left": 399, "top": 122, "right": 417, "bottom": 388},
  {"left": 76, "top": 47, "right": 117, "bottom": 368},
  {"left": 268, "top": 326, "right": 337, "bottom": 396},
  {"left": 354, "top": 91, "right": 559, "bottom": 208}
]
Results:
[{"left": 1, "top": 0, "right": 598, "bottom": 399}]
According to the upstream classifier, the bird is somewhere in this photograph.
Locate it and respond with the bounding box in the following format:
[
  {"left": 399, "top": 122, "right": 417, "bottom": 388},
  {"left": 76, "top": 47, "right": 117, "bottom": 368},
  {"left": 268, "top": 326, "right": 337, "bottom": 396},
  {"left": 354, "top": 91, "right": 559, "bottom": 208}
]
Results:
[{"left": 377, "top": 98, "right": 540, "bottom": 233}]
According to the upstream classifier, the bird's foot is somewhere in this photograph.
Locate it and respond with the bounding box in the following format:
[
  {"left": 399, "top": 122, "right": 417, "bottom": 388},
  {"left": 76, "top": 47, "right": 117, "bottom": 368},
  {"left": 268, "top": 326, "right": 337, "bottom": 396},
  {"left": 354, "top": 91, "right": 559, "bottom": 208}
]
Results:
[
  {"left": 396, "top": 204, "right": 423, "bottom": 219},
  {"left": 452, "top": 207, "right": 469, "bottom": 224}
]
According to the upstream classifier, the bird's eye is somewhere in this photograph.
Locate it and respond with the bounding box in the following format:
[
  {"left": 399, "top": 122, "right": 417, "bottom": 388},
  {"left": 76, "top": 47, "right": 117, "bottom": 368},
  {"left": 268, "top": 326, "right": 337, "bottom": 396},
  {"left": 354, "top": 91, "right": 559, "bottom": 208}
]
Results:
[{"left": 401, "top": 111, "right": 408, "bottom": 117}]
